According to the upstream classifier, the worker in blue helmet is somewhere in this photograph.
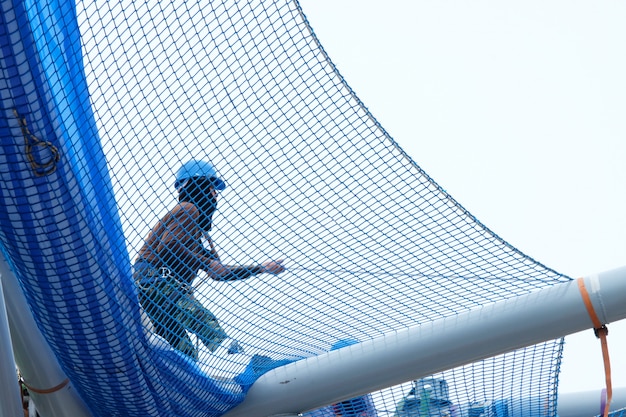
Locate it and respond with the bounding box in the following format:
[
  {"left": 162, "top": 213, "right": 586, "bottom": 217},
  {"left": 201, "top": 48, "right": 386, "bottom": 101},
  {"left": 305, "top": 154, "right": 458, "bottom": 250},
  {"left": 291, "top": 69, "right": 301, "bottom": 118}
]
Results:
[{"left": 134, "top": 159, "right": 285, "bottom": 360}]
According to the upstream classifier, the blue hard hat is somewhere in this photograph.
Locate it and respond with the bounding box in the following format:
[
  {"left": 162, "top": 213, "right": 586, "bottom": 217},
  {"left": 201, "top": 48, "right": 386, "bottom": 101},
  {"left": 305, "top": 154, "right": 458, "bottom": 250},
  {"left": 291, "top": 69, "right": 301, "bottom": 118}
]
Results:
[{"left": 174, "top": 159, "right": 226, "bottom": 191}]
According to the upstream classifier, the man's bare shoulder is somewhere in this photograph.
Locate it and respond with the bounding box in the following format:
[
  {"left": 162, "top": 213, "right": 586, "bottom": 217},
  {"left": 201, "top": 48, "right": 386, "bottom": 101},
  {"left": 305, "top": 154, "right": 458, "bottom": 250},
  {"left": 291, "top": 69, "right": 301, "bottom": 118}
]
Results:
[{"left": 168, "top": 202, "right": 200, "bottom": 221}]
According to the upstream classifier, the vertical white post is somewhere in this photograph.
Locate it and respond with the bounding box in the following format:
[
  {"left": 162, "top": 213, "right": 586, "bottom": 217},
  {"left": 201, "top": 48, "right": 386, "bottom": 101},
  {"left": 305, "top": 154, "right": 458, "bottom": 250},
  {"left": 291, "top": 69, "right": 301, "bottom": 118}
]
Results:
[
  {"left": 0, "top": 256, "right": 93, "bottom": 417},
  {"left": 0, "top": 277, "right": 24, "bottom": 417}
]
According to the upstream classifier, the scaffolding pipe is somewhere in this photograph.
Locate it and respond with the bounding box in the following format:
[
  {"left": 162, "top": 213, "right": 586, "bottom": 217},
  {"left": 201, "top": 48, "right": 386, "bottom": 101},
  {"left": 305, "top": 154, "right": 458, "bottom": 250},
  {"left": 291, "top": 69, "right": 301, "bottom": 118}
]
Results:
[
  {"left": 0, "top": 275, "right": 24, "bottom": 417},
  {"left": 558, "top": 387, "right": 626, "bottom": 417},
  {"left": 0, "top": 255, "right": 93, "bottom": 417},
  {"left": 223, "top": 266, "right": 626, "bottom": 417}
]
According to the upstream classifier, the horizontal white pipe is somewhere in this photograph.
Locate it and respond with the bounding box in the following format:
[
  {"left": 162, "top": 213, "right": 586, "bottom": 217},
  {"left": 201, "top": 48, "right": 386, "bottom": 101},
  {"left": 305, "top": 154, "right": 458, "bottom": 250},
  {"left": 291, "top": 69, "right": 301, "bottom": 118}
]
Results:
[
  {"left": 224, "top": 266, "right": 626, "bottom": 417},
  {"left": 559, "top": 387, "right": 626, "bottom": 417},
  {"left": 0, "top": 256, "right": 93, "bottom": 417},
  {"left": 0, "top": 277, "right": 24, "bottom": 417}
]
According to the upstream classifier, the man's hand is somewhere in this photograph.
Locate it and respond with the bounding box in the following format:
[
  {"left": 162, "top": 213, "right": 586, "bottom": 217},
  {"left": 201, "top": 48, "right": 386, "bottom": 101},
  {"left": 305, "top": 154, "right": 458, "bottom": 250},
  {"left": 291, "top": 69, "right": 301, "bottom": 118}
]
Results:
[{"left": 261, "top": 259, "right": 285, "bottom": 275}]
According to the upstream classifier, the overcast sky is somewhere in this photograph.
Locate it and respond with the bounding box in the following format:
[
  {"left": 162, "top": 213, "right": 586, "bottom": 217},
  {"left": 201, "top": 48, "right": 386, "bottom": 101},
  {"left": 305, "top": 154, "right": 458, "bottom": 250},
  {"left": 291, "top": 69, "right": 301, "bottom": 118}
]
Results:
[{"left": 298, "top": 0, "right": 626, "bottom": 395}]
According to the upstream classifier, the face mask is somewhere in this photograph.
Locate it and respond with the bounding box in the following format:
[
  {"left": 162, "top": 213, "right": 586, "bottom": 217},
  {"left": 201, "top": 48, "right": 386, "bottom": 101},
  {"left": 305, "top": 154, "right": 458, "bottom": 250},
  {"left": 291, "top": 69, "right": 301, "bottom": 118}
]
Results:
[
  {"left": 179, "top": 177, "right": 218, "bottom": 231},
  {"left": 197, "top": 192, "right": 217, "bottom": 231}
]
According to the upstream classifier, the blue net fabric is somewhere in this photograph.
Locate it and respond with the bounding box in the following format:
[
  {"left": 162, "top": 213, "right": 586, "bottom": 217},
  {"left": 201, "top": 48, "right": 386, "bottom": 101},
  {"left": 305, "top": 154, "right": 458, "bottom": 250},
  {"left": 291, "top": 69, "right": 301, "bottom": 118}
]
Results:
[{"left": 0, "top": 0, "right": 569, "bottom": 416}]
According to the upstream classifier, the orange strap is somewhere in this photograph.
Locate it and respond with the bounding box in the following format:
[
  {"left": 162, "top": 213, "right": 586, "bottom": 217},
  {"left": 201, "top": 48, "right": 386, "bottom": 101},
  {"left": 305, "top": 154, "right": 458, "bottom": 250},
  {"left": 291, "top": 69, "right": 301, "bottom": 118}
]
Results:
[
  {"left": 577, "top": 277, "right": 612, "bottom": 417},
  {"left": 22, "top": 378, "right": 69, "bottom": 395}
]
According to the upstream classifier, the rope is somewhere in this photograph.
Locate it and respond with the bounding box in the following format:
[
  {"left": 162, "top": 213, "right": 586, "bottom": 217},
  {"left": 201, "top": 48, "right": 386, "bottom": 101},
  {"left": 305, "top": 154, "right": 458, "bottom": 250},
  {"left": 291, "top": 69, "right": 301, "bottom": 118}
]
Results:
[
  {"left": 577, "top": 277, "right": 612, "bottom": 417},
  {"left": 21, "top": 378, "right": 69, "bottom": 395},
  {"left": 13, "top": 109, "right": 60, "bottom": 177}
]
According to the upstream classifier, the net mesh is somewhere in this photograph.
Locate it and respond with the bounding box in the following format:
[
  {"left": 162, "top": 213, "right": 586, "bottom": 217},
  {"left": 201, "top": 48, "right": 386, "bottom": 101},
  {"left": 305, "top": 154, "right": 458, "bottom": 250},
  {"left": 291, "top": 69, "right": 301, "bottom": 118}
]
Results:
[
  {"left": 605, "top": 408, "right": 626, "bottom": 417},
  {"left": 0, "top": 0, "right": 573, "bottom": 416}
]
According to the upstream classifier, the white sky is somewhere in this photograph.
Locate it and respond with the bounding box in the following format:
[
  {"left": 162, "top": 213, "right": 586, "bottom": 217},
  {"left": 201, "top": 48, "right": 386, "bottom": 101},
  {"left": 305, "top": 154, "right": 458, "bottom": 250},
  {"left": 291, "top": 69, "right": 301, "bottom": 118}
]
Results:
[{"left": 298, "top": 0, "right": 626, "bottom": 395}]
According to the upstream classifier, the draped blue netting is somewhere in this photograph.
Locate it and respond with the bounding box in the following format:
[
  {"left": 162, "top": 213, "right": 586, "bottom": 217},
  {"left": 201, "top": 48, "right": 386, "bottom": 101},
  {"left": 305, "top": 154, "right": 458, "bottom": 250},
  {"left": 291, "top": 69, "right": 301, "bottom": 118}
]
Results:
[{"left": 0, "top": 0, "right": 570, "bottom": 416}]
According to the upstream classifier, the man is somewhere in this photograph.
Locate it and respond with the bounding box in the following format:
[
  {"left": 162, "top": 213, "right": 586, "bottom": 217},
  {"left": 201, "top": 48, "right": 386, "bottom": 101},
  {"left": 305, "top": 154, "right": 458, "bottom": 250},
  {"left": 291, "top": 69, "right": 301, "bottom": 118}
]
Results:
[{"left": 134, "top": 159, "right": 285, "bottom": 360}]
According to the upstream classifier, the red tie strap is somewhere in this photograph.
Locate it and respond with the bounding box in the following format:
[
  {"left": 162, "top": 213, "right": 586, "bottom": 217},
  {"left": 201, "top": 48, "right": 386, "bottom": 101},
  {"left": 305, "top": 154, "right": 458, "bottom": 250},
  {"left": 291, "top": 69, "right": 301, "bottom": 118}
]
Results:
[
  {"left": 577, "top": 277, "right": 612, "bottom": 417},
  {"left": 22, "top": 378, "right": 69, "bottom": 395}
]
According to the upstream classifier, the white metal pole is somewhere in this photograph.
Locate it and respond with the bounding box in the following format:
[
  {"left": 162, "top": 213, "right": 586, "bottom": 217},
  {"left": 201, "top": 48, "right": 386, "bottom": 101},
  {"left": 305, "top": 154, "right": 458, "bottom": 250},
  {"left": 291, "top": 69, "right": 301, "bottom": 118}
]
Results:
[
  {"left": 0, "top": 256, "right": 93, "bottom": 417},
  {"left": 558, "top": 387, "right": 626, "bottom": 417},
  {"left": 223, "top": 266, "right": 626, "bottom": 417},
  {"left": 0, "top": 275, "right": 24, "bottom": 417}
]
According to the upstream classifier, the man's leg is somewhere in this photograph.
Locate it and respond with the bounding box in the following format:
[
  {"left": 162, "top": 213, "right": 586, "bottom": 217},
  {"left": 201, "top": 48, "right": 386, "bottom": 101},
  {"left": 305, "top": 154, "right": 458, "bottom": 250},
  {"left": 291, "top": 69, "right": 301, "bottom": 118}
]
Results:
[
  {"left": 178, "top": 296, "right": 228, "bottom": 353},
  {"left": 139, "top": 282, "right": 197, "bottom": 360}
]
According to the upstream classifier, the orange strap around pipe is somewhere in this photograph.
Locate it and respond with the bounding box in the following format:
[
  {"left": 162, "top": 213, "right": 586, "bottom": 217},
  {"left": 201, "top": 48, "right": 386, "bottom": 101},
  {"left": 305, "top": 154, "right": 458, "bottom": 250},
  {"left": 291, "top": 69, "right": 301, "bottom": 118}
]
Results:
[
  {"left": 577, "top": 277, "right": 612, "bottom": 417},
  {"left": 22, "top": 378, "right": 69, "bottom": 395}
]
